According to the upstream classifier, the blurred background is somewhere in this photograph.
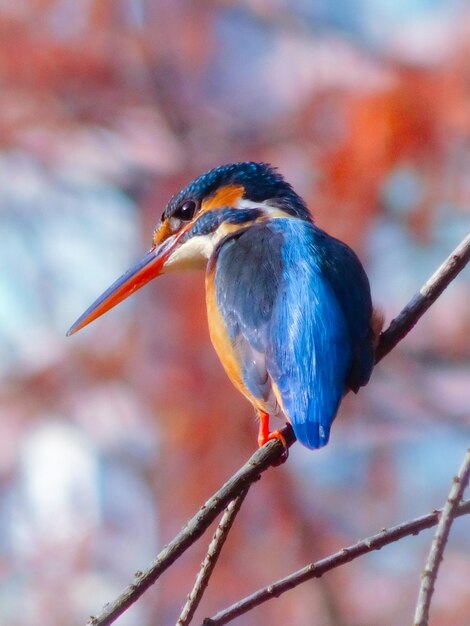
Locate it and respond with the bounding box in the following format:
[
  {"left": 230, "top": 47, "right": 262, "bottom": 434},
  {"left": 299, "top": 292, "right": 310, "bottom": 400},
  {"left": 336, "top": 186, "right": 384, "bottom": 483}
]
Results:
[{"left": 0, "top": 1, "right": 469, "bottom": 625}]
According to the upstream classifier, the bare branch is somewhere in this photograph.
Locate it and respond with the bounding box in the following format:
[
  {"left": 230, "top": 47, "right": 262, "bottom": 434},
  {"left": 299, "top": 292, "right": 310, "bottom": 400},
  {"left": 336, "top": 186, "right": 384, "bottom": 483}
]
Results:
[
  {"left": 203, "top": 499, "right": 470, "bottom": 626},
  {"left": 414, "top": 447, "right": 470, "bottom": 626},
  {"left": 86, "top": 429, "right": 295, "bottom": 626},
  {"left": 85, "top": 231, "right": 470, "bottom": 626},
  {"left": 375, "top": 230, "right": 470, "bottom": 363},
  {"left": 176, "top": 489, "right": 249, "bottom": 626}
]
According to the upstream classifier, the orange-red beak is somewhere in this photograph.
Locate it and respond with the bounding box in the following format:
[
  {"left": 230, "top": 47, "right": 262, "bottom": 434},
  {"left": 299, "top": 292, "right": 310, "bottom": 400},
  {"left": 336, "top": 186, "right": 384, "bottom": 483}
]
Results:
[{"left": 66, "top": 235, "right": 178, "bottom": 336}]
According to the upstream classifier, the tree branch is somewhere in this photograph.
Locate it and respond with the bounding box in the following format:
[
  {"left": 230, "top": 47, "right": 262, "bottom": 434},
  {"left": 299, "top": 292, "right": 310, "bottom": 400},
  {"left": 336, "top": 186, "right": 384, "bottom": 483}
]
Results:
[
  {"left": 375, "top": 230, "right": 470, "bottom": 363},
  {"left": 203, "top": 498, "right": 470, "bottom": 626},
  {"left": 85, "top": 231, "right": 470, "bottom": 626},
  {"left": 176, "top": 489, "right": 249, "bottom": 626},
  {"left": 414, "top": 447, "right": 470, "bottom": 626},
  {"left": 85, "top": 429, "right": 296, "bottom": 626}
]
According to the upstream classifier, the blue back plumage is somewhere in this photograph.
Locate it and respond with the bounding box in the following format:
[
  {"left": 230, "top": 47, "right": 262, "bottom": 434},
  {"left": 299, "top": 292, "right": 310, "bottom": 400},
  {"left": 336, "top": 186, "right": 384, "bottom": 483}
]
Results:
[{"left": 211, "top": 218, "right": 373, "bottom": 449}]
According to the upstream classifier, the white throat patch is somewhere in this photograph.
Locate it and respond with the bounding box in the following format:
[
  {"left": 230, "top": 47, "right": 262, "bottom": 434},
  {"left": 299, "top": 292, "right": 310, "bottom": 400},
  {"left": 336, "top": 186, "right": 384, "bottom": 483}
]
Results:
[{"left": 163, "top": 234, "right": 215, "bottom": 272}]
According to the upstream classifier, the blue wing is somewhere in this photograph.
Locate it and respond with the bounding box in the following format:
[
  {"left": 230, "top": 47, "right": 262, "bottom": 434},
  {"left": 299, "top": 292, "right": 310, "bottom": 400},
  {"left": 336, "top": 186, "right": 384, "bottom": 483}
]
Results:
[{"left": 212, "top": 218, "right": 373, "bottom": 449}]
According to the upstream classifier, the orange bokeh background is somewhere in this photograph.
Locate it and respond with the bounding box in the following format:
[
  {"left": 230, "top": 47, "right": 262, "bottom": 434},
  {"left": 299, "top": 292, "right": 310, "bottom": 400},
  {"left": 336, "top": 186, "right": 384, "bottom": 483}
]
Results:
[{"left": 0, "top": 2, "right": 469, "bottom": 625}]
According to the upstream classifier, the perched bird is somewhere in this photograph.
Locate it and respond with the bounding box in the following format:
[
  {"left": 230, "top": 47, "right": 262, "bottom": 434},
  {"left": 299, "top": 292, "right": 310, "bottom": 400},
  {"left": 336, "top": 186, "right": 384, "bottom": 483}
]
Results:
[{"left": 68, "top": 162, "right": 378, "bottom": 451}]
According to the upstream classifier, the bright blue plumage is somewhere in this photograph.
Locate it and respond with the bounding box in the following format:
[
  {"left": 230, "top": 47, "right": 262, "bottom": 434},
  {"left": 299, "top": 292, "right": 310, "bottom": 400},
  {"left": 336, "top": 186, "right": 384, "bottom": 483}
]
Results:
[
  {"left": 212, "top": 218, "right": 373, "bottom": 449},
  {"left": 69, "top": 161, "right": 376, "bottom": 453}
]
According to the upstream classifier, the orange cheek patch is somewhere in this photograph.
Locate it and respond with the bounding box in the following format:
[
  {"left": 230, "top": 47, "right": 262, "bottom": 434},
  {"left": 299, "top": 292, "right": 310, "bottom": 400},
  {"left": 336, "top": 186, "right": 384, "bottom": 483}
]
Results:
[
  {"left": 153, "top": 220, "right": 172, "bottom": 245},
  {"left": 202, "top": 184, "right": 245, "bottom": 212}
]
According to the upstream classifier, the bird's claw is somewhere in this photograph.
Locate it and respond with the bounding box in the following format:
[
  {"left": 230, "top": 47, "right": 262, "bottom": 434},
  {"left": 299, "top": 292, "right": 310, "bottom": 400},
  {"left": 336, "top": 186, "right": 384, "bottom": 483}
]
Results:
[
  {"left": 267, "top": 430, "right": 289, "bottom": 465},
  {"left": 257, "top": 412, "right": 289, "bottom": 464}
]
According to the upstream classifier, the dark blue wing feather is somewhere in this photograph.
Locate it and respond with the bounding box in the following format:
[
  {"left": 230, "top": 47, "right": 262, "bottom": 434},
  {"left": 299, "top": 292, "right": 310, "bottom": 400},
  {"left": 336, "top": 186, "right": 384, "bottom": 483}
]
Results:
[
  {"left": 212, "top": 225, "right": 284, "bottom": 352},
  {"left": 211, "top": 225, "right": 283, "bottom": 407},
  {"left": 212, "top": 218, "right": 373, "bottom": 449},
  {"left": 310, "top": 229, "right": 374, "bottom": 391}
]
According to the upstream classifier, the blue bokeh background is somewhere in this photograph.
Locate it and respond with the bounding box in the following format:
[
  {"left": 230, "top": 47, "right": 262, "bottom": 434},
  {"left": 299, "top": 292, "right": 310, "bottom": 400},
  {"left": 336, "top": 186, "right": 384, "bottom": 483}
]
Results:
[{"left": 0, "top": 2, "right": 469, "bottom": 625}]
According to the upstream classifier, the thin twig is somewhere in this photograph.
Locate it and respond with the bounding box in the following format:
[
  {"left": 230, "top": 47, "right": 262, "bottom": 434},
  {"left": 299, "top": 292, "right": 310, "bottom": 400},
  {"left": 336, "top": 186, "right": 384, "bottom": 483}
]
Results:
[
  {"left": 84, "top": 232, "right": 470, "bottom": 626},
  {"left": 414, "top": 447, "right": 470, "bottom": 626},
  {"left": 375, "top": 230, "right": 470, "bottom": 363},
  {"left": 85, "top": 428, "right": 295, "bottom": 626},
  {"left": 202, "top": 499, "right": 470, "bottom": 626},
  {"left": 177, "top": 489, "right": 249, "bottom": 626}
]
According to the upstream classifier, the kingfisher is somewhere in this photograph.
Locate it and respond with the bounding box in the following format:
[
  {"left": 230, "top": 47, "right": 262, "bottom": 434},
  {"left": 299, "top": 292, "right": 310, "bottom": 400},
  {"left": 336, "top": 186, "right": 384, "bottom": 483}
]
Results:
[{"left": 68, "top": 162, "right": 378, "bottom": 452}]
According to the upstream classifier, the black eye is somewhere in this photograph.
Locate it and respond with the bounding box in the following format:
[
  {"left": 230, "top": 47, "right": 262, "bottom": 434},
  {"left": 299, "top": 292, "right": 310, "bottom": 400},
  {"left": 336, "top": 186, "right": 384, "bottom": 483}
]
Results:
[{"left": 174, "top": 200, "right": 197, "bottom": 221}]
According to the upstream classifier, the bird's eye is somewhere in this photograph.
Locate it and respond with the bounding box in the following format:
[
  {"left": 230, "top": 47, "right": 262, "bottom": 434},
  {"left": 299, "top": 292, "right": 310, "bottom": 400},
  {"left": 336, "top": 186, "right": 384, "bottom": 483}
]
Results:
[{"left": 174, "top": 200, "right": 197, "bottom": 221}]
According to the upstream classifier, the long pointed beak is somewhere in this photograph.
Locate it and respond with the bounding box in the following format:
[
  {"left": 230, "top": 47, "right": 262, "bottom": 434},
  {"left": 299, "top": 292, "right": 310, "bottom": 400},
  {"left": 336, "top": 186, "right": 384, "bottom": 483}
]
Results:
[{"left": 66, "top": 235, "right": 177, "bottom": 336}]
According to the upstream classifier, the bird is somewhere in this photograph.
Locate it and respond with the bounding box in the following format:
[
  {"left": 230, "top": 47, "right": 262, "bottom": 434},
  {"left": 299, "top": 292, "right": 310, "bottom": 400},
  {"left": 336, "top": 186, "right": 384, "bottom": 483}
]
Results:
[{"left": 67, "top": 162, "right": 380, "bottom": 452}]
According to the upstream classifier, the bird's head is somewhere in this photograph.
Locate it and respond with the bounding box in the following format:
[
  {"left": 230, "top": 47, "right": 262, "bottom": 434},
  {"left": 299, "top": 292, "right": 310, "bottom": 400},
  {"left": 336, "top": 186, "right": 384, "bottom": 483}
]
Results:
[{"left": 67, "top": 162, "right": 311, "bottom": 335}]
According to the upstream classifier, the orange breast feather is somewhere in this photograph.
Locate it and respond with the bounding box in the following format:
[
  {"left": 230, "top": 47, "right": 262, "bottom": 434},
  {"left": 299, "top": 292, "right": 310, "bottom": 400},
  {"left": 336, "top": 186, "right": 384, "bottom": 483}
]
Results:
[{"left": 205, "top": 264, "right": 260, "bottom": 409}]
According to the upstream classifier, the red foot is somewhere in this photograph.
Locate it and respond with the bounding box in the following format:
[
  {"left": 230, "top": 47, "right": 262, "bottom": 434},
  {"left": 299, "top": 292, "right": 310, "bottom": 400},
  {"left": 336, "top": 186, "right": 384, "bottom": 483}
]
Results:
[
  {"left": 257, "top": 411, "right": 289, "bottom": 464},
  {"left": 257, "top": 411, "right": 270, "bottom": 447}
]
